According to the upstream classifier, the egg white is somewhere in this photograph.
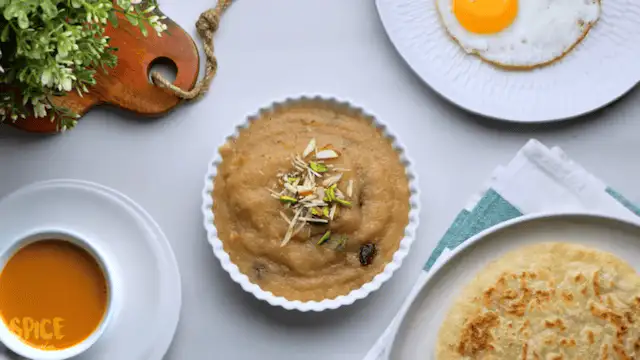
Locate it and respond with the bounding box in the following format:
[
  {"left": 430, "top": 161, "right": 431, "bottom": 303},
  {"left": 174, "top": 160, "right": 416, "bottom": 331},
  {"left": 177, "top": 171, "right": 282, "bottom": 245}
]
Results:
[{"left": 436, "top": 0, "right": 601, "bottom": 68}]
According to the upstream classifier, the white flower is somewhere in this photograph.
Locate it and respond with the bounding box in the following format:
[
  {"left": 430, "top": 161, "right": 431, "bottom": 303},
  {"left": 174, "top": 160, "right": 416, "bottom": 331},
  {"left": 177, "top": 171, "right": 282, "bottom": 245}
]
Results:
[
  {"left": 61, "top": 77, "right": 72, "bottom": 92},
  {"left": 41, "top": 70, "right": 52, "bottom": 87},
  {"left": 33, "top": 102, "right": 47, "bottom": 118}
]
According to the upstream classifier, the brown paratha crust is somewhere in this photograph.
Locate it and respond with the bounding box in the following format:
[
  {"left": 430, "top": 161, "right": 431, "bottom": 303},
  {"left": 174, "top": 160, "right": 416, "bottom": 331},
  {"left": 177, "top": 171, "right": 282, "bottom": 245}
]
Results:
[{"left": 436, "top": 242, "right": 640, "bottom": 360}]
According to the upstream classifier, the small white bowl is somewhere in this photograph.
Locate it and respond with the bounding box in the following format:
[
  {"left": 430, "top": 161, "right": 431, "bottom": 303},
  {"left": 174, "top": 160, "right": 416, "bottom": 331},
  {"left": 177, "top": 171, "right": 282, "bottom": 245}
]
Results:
[
  {"left": 0, "top": 229, "right": 116, "bottom": 360},
  {"left": 202, "top": 96, "right": 421, "bottom": 311}
]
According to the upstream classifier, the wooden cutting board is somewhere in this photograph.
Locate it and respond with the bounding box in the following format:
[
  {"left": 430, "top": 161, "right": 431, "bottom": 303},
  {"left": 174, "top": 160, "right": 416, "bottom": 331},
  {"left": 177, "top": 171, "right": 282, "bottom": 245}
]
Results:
[{"left": 12, "top": 9, "right": 200, "bottom": 133}]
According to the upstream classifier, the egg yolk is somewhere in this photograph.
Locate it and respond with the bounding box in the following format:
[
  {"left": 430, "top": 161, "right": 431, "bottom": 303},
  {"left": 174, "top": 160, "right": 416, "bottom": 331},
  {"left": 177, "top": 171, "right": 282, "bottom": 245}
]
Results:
[{"left": 453, "top": 0, "right": 518, "bottom": 34}]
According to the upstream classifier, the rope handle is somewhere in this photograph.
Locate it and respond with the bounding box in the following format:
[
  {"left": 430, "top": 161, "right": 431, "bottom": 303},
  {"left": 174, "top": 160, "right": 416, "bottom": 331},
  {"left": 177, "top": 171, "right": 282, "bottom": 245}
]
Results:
[{"left": 150, "top": 0, "right": 232, "bottom": 99}]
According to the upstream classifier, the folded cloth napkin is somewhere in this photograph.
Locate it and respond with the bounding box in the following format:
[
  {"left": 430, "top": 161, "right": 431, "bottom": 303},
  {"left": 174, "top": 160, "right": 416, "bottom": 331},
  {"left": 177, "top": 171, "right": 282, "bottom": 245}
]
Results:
[{"left": 364, "top": 138, "right": 640, "bottom": 360}]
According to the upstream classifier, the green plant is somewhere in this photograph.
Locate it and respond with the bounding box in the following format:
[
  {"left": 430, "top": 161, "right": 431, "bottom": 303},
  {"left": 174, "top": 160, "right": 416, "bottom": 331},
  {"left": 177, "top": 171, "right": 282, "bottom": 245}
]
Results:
[{"left": 0, "top": 0, "right": 167, "bottom": 131}]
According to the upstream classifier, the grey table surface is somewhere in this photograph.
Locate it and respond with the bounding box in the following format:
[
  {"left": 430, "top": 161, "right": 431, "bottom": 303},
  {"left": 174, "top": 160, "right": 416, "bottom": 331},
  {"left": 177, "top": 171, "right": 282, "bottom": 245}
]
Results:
[{"left": 1, "top": 0, "right": 639, "bottom": 359}]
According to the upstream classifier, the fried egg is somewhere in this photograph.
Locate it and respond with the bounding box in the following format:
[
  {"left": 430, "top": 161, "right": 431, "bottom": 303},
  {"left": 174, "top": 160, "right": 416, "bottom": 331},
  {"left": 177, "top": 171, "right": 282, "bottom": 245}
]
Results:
[{"left": 436, "top": 0, "right": 601, "bottom": 69}]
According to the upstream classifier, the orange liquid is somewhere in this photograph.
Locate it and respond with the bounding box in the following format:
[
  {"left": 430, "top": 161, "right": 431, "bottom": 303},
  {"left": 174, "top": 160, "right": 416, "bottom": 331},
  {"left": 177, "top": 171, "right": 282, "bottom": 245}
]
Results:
[{"left": 0, "top": 240, "right": 108, "bottom": 350}]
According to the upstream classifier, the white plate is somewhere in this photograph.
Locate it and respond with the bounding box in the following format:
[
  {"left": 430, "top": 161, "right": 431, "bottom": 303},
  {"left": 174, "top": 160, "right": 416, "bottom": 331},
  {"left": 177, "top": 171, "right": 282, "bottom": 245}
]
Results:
[
  {"left": 0, "top": 180, "right": 181, "bottom": 360},
  {"left": 389, "top": 212, "right": 640, "bottom": 359},
  {"left": 375, "top": 0, "right": 640, "bottom": 122}
]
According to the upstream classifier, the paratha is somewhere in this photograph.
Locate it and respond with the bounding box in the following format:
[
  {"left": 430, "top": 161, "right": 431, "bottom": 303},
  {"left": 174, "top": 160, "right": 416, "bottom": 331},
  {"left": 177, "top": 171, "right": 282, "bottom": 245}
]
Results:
[{"left": 436, "top": 242, "right": 640, "bottom": 359}]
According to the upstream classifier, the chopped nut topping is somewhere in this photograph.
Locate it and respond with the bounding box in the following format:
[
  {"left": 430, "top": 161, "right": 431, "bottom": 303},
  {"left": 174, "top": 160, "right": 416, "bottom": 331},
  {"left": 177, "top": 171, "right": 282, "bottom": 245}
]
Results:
[{"left": 270, "top": 139, "right": 354, "bottom": 247}]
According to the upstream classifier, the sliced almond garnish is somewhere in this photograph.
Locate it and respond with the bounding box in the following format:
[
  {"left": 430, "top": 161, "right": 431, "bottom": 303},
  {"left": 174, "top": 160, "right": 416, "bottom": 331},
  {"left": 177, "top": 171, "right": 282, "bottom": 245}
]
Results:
[
  {"left": 316, "top": 149, "right": 339, "bottom": 160},
  {"left": 308, "top": 167, "right": 321, "bottom": 178},
  {"left": 279, "top": 211, "right": 292, "bottom": 225},
  {"left": 323, "top": 173, "right": 343, "bottom": 187},
  {"left": 284, "top": 183, "right": 297, "bottom": 194},
  {"left": 297, "top": 186, "right": 314, "bottom": 196},
  {"left": 303, "top": 201, "right": 328, "bottom": 207},
  {"left": 329, "top": 203, "right": 337, "bottom": 220},
  {"left": 292, "top": 221, "right": 307, "bottom": 238},
  {"left": 302, "top": 138, "right": 316, "bottom": 158},
  {"left": 281, "top": 208, "right": 303, "bottom": 247},
  {"left": 347, "top": 180, "right": 353, "bottom": 197},
  {"left": 300, "top": 194, "right": 317, "bottom": 203},
  {"left": 299, "top": 217, "right": 329, "bottom": 223}
]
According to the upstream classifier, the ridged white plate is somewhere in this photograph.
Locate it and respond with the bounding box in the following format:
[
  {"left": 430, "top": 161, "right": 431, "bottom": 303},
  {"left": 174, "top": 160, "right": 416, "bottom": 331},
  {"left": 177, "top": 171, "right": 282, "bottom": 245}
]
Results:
[
  {"left": 202, "top": 96, "right": 421, "bottom": 312},
  {"left": 388, "top": 212, "right": 640, "bottom": 359},
  {"left": 376, "top": 0, "right": 640, "bottom": 122}
]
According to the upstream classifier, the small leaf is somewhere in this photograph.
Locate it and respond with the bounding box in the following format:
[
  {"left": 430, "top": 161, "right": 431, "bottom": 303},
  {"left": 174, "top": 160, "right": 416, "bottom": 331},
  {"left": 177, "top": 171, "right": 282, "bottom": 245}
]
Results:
[
  {"left": 138, "top": 21, "right": 148, "bottom": 37},
  {"left": 17, "top": 13, "right": 29, "bottom": 29},
  {"left": 0, "top": 24, "right": 10, "bottom": 42},
  {"left": 108, "top": 11, "right": 119, "bottom": 27},
  {"left": 125, "top": 13, "right": 138, "bottom": 26}
]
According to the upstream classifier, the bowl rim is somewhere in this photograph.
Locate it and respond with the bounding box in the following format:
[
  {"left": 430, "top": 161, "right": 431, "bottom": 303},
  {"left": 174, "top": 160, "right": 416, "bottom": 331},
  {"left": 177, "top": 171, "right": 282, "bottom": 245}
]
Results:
[{"left": 201, "top": 95, "right": 421, "bottom": 311}]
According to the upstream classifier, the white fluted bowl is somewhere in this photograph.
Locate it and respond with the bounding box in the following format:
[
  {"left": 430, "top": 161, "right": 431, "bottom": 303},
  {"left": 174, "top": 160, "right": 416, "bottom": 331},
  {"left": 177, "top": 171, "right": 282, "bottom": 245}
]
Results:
[{"left": 202, "top": 96, "right": 421, "bottom": 311}]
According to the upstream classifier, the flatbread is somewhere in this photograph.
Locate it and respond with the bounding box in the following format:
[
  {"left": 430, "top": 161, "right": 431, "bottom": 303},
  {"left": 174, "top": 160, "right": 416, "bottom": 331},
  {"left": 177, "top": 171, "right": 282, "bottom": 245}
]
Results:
[{"left": 436, "top": 243, "right": 640, "bottom": 359}]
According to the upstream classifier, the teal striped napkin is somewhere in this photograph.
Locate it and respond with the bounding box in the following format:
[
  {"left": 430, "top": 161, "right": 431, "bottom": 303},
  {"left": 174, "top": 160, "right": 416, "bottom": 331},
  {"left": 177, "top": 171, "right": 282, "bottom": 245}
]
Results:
[{"left": 365, "top": 139, "right": 639, "bottom": 360}]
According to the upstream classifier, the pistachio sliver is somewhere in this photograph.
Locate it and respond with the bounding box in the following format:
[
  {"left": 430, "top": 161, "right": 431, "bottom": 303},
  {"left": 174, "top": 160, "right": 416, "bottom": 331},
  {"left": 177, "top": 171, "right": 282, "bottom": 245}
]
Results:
[
  {"left": 309, "top": 161, "right": 329, "bottom": 173},
  {"left": 322, "top": 207, "right": 330, "bottom": 218},
  {"left": 279, "top": 195, "right": 298, "bottom": 204},
  {"left": 335, "top": 198, "right": 352, "bottom": 207},
  {"left": 326, "top": 185, "right": 336, "bottom": 202},
  {"left": 317, "top": 230, "right": 331, "bottom": 245}
]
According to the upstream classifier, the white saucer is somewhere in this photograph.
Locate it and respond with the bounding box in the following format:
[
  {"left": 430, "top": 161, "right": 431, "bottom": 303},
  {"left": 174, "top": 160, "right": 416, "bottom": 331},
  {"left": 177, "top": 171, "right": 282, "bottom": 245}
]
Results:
[
  {"left": 376, "top": 0, "right": 640, "bottom": 122},
  {"left": 0, "top": 180, "right": 181, "bottom": 360}
]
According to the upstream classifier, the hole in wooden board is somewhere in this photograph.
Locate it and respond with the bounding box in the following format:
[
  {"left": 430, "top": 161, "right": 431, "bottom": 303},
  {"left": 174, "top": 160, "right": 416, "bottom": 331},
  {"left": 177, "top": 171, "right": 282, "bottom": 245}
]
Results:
[{"left": 148, "top": 57, "right": 178, "bottom": 84}]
